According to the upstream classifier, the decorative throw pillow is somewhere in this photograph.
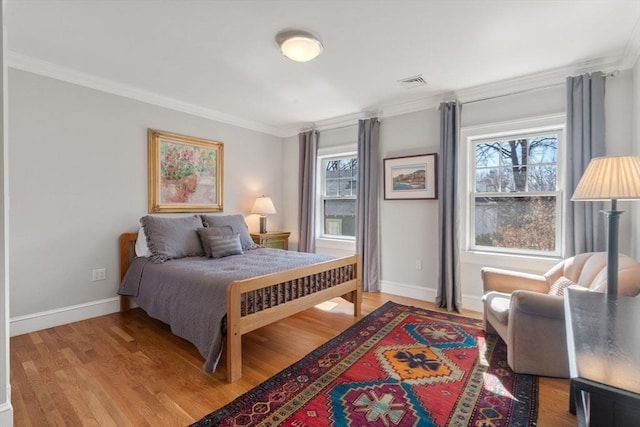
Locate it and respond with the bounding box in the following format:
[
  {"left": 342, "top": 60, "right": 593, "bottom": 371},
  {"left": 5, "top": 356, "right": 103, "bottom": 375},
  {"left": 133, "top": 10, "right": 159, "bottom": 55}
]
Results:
[
  {"left": 208, "top": 234, "right": 243, "bottom": 259},
  {"left": 197, "top": 226, "right": 233, "bottom": 258},
  {"left": 548, "top": 276, "right": 579, "bottom": 296},
  {"left": 201, "top": 214, "right": 258, "bottom": 250},
  {"left": 140, "top": 215, "right": 205, "bottom": 263}
]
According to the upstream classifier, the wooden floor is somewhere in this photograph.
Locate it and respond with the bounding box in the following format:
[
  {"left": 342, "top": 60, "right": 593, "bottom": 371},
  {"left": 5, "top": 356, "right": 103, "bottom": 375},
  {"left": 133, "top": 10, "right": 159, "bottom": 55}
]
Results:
[{"left": 11, "top": 292, "right": 576, "bottom": 426}]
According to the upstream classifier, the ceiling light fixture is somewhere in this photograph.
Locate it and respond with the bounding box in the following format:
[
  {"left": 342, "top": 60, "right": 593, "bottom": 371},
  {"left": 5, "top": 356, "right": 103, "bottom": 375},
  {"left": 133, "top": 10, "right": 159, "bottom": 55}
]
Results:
[{"left": 276, "top": 30, "right": 323, "bottom": 62}]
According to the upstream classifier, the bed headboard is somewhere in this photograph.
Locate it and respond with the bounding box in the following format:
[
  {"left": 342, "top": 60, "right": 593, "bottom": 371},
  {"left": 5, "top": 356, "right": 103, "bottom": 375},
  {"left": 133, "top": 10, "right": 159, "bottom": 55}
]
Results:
[{"left": 119, "top": 232, "right": 137, "bottom": 311}]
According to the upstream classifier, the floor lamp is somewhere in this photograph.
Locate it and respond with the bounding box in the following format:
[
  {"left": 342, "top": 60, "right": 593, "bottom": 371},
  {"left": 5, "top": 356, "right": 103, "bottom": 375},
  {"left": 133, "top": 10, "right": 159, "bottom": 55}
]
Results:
[{"left": 571, "top": 156, "right": 640, "bottom": 295}]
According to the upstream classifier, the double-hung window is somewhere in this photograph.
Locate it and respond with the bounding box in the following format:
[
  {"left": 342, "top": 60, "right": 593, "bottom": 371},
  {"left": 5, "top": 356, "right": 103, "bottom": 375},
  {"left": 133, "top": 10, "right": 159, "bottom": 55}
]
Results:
[
  {"left": 318, "top": 153, "right": 358, "bottom": 239},
  {"left": 470, "top": 127, "right": 562, "bottom": 256}
]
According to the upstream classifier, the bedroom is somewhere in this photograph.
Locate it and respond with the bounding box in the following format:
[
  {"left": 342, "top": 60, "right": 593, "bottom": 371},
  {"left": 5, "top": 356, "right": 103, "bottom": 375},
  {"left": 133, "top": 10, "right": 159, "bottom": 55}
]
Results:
[{"left": 2, "top": 0, "right": 640, "bottom": 425}]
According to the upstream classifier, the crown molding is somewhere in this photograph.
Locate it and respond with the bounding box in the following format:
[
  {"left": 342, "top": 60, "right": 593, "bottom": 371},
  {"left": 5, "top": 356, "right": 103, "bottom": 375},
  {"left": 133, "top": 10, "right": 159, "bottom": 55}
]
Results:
[
  {"left": 455, "top": 54, "right": 625, "bottom": 104},
  {"left": 621, "top": 17, "right": 640, "bottom": 69},
  {"left": 299, "top": 52, "right": 634, "bottom": 135},
  {"left": 8, "top": 49, "right": 636, "bottom": 139},
  {"left": 7, "top": 51, "right": 291, "bottom": 137}
]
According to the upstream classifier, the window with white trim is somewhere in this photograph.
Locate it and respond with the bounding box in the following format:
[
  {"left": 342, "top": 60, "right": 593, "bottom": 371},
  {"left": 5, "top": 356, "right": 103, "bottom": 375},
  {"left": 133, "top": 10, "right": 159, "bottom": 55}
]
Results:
[
  {"left": 318, "top": 153, "right": 358, "bottom": 240},
  {"left": 470, "top": 127, "right": 562, "bottom": 256}
]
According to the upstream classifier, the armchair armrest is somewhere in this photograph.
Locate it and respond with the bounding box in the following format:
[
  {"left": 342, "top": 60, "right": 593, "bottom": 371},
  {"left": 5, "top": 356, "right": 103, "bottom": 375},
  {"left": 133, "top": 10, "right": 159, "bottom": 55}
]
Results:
[
  {"left": 506, "top": 290, "right": 569, "bottom": 377},
  {"left": 509, "top": 290, "right": 565, "bottom": 319},
  {"left": 481, "top": 267, "right": 548, "bottom": 294}
]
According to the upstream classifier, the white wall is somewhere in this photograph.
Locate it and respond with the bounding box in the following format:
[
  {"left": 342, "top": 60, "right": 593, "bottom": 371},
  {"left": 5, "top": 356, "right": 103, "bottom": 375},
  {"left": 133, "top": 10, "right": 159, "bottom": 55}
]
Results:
[
  {"left": 378, "top": 110, "right": 440, "bottom": 300},
  {"left": 8, "top": 69, "right": 283, "bottom": 331},
  {"left": 1, "top": 8, "right": 14, "bottom": 423}
]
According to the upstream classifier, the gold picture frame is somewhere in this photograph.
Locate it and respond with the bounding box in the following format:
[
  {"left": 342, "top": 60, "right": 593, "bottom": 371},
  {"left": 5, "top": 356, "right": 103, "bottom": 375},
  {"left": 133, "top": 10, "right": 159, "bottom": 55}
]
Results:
[{"left": 148, "top": 129, "right": 224, "bottom": 213}]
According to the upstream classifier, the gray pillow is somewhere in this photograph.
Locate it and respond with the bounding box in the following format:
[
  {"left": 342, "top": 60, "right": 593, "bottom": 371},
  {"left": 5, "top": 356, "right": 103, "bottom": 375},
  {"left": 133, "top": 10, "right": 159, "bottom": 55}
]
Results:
[
  {"left": 197, "top": 226, "right": 233, "bottom": 258},
  {"left": 208, "top": 234, "right": 243, "bottom": 259},
  {"left": 140, "top": 215, "right": 205, "bottom": 263},
  {"left": 201, "top": 214, "right": 258, "bottom": 250}
]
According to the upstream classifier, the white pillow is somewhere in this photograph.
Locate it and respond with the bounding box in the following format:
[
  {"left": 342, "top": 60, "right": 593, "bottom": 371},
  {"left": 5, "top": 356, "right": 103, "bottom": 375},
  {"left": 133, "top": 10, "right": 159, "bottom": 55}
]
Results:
[{"left": 135, "top": 226, "right": 152, "bottom": 258}]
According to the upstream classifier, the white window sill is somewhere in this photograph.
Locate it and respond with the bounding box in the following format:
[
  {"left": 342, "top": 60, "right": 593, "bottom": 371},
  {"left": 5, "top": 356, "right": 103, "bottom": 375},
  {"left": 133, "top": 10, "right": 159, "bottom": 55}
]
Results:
[
  {"left": 315, "top": 237, "right": 356, "bottom": 252},
  {"left": 460, "top": 250, "right": 560, "bottom": 272}
]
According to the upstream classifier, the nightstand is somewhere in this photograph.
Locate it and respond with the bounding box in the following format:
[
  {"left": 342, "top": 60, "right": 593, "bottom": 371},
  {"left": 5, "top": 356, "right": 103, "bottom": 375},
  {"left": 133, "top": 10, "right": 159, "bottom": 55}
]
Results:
[{"left": 251, "top": 231, "right": 290, "bottom": 250}]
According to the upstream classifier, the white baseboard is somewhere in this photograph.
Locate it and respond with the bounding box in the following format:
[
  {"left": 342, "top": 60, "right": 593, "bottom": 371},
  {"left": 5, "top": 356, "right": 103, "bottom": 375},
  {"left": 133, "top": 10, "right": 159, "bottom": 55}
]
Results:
[
  {"left": 10, "top": 297, "right": 122, "bottom": 337},
  {"left": 0, "top": 400, "right": 13, "bottom": 426},
  {"left": 380, "top": 280, "right": 483, "bottom": 314}
]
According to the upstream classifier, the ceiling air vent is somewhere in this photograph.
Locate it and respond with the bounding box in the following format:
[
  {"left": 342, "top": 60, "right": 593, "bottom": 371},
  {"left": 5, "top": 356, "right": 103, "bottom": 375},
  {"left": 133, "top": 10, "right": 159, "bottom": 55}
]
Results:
[{"left": 398, "top": 74, "right": 427, "bottom": 89}]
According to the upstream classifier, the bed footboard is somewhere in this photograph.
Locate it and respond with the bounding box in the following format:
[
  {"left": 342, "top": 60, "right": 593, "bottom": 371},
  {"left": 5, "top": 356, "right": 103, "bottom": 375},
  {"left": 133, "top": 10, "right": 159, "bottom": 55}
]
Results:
[{"left": 226, "top": 255, "right": 361, "bottom": 382}]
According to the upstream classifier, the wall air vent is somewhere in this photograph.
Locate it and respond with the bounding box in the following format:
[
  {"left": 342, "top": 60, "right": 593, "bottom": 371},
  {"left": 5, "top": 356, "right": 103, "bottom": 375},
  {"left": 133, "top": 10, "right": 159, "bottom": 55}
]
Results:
[{"left": 398, "top": 74, "right": 427, "bottom": 88}]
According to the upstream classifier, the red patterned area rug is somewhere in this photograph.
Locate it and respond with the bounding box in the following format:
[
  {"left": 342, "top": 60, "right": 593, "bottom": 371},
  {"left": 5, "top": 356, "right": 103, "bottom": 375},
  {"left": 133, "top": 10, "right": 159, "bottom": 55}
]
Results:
[{"left": 191, "top": 301, "right": 538, "bottom": 427}]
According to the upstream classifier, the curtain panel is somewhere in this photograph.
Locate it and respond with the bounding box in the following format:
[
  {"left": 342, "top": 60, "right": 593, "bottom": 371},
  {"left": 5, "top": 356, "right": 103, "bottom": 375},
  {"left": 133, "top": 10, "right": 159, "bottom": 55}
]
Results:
[
  {"left": 564, "top": 72, "right": 606, "bottom": 256},
  {"left": 436, "top": 102, "right": 461, "bottom": 312},
  {"left": 356, "top": 118, "right": 380, "bottom": 292},
  {"left": 298, "top": 130, "right": 318, "bottom": 253}
]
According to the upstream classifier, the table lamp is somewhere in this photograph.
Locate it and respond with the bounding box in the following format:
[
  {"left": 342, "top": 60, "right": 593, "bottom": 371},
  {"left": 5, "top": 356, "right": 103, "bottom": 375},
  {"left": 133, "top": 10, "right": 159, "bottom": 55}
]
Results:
[
  {"left": 571, "top": 156, "right": 640, "bottom": 295},
  {"left": 252, "top": 196, "right": 277, "bottom": 233}
]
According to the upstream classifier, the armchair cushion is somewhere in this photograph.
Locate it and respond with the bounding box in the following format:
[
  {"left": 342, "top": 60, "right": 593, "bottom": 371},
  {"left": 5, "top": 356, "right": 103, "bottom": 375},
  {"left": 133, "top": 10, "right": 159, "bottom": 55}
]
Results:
[{"left": 483, "top": 292, "right": 510, "bottom": 325}]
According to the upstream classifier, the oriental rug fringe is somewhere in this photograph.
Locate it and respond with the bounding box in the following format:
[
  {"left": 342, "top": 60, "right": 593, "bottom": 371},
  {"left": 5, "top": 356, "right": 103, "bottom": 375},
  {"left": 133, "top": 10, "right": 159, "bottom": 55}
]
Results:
[{"left": 192, "top": 301, "right": 538, "bottom": 426}]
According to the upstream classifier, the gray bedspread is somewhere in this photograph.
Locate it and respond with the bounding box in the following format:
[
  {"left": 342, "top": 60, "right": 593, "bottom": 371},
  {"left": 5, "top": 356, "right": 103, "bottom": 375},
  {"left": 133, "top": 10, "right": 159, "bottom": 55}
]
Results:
[{"left": 118, "top": 248, "right": 333, "bottom": 373}]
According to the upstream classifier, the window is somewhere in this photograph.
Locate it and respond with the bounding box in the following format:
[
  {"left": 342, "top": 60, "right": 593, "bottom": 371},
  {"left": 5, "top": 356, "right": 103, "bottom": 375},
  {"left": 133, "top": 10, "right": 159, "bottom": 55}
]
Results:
[
  {"left": 319, "top": 154, "right": 358, "bottom": 239},
  {"left": 470, "top": 128, "right": 562, "bottom": 256}
]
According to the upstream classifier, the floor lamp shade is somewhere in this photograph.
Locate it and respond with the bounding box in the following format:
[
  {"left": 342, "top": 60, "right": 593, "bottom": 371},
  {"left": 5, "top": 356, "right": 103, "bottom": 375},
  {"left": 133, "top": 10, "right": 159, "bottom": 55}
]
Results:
[
  {"left": 571, "top": 156, "right": 640, "bottom": 295},
  {"left": 252, "top": 196, "right": 277, "bottom": 233}
]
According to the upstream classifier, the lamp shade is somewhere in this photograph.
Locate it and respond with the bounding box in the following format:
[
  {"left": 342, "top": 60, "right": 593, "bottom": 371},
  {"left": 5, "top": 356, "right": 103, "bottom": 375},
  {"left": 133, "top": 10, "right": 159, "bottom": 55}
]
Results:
[
  {"left": 251, "top": 196, "right": 277, "bottom": 215},
  {"left": 571, "top": 156, "right": 640, "bottom": 201},
  {"left": 276, "top": 30, "right": 323, "bottom": 62}
]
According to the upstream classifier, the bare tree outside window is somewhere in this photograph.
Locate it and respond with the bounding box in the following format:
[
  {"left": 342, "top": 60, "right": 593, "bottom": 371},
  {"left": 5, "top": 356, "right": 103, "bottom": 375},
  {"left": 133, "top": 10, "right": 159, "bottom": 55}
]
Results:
[{"left": 473, "top": 133, "right": 559, "bottom": 253}]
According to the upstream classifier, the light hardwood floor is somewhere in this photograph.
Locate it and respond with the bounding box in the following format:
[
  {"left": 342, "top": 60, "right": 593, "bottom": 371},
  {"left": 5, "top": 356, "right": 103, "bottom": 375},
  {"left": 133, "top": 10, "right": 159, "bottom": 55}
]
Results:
[{"left": 11, "top": 292, "right": 576, "bottom": 426}]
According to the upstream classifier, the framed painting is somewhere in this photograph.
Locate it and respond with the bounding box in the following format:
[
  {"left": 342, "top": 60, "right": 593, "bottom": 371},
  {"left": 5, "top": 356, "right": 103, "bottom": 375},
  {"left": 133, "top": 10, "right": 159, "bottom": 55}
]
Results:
[
  {"left": 148, "top": 129, "right": 224, "bottom": 213},
  {"left": 383, "top": 153, "right": 437, "bottom": 200}
]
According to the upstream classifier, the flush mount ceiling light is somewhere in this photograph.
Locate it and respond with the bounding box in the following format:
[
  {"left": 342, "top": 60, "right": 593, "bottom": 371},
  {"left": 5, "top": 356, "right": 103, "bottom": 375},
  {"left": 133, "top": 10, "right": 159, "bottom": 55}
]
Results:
[{"left": 276, "top": 30, "right": 323, "bottom": 62}]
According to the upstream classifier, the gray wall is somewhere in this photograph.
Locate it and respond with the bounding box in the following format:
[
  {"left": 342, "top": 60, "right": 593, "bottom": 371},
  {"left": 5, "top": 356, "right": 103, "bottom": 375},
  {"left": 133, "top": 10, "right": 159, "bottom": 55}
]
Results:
[
  {"left": 8, "top": 69, "right": 284, "bottom": 319},
  {"left": 283, "top": 71, "right": 637, "bottom": 311},
  {"left": 8, "top": 64, "right": 638, "bottom": 327},
  {"left": 1, "top": 7, "right": 14, "bottom": 422}
]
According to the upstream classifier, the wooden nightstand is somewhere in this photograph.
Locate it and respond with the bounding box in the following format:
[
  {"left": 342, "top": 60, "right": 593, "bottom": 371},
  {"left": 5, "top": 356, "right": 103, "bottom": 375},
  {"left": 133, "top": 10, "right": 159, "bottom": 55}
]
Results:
[{"left": 251, "top": 231, "right": 290, "bottom": 250}]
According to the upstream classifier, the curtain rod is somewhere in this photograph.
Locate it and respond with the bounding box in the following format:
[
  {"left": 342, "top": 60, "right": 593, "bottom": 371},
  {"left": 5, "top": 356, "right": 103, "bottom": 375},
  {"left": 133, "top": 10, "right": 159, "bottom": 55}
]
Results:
[
  {"left": 299, "top": 115, "right": 379, "bottom": 134},
  {"left": 461, "top": 70, "right": 618, "bottom": 106}
]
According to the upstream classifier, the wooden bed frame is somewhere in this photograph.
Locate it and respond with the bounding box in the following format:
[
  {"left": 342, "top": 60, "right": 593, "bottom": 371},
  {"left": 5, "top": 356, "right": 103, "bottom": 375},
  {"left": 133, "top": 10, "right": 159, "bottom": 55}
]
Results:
[{"left": 119, "top": 232, "right": 362, "bottom": 382}]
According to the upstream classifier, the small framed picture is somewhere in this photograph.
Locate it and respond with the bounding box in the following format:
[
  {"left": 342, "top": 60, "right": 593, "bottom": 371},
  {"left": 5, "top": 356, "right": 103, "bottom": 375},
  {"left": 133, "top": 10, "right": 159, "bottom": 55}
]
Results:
[{"left": 383, "top": 153, "right": 437, "bottom": 200}]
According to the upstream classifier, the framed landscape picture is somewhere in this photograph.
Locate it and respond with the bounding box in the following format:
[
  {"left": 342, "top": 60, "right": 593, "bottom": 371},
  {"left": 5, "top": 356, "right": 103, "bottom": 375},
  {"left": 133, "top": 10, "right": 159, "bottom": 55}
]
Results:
[
  {"left": 148, "top": 129, "right": 224, "bottom": 213},
  {"left": 383, "top": 153, "right": 437, "bottom": 200}
]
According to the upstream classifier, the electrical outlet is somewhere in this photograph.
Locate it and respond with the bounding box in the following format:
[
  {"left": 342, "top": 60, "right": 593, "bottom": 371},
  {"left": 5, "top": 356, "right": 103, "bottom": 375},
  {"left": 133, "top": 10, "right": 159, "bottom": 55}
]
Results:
[
  {"left": 415, "top": 260, "right": 423, "bottom": 270},
  {"left": 92, "top": 268, "right": 106, "bottom": 281}
]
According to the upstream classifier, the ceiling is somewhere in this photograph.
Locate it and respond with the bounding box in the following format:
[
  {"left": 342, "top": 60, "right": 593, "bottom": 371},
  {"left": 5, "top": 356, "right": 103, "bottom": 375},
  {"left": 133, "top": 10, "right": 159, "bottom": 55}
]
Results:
[{"left": 5, "top": 1, "right": 640, "bottom": 137}]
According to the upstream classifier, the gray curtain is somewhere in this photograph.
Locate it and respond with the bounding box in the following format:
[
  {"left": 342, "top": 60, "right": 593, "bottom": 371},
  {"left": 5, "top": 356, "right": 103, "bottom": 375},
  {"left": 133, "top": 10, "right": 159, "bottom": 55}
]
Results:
[
  {"left": 564, "top": 72, "right": 606, "bottom": 257},
  {"left": 436, "top": 102, "right": 461, "bottom": 312},
  {"left": 298, "top": 130, "right": 318, "bottom": 253},
  {"left": 356, "top": 118, "right": 380, "bottom": 292}
]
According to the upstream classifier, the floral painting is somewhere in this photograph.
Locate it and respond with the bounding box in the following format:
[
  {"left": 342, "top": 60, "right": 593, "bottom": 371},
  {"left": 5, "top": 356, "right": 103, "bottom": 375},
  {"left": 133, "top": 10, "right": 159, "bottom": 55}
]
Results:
[{"left": 148, "top": 129, "right": 223, "bottom": 213}]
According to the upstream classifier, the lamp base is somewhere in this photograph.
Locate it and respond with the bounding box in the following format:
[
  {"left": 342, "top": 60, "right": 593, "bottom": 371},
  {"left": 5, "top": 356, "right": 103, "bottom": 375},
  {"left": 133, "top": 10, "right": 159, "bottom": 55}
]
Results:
[
  {"left": 603, "top": 208, "right": 623, "bottom": 296},
  {"left": 259, "top": 216, "right": 267, "bottom": 234}
]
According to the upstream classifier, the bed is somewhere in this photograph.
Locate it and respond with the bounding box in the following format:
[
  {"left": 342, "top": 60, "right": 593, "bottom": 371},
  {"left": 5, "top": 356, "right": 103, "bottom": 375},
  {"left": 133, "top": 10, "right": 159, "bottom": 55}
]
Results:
[{"left": 118, "top": 230, "right": 361, "bottom": 383}]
